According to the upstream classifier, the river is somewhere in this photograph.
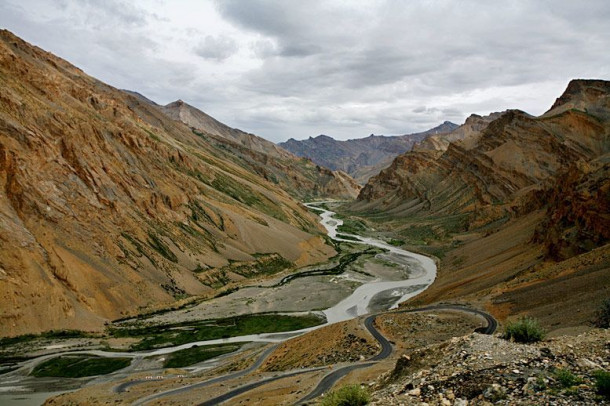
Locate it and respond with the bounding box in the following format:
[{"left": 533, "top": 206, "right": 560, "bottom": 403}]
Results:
[{"left": 0, "top": 202, "right": 436, "bottom": 405}]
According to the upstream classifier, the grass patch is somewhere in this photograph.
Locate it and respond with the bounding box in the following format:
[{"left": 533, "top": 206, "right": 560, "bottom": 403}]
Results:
[
  {"left": 502, "top": 317, "right": 545, "bottom": 343},
  {"left": 121, "top": 232, "right": 156, "bottom": 266},
  {"left": 31, "top": 355, "right": 131, "bottom": 378},
  {"left": 162, "top": 343, "right": 241, "bottom": 368},
  {"left": 147, "top": 232, "right": 178, "bottom": 263},
  {"left": 321, "top": 384, "right": 370, "bottom": 406},
  {"left": 226, "top": 253, "right": 294, "bottom": 278},
  {"left": 398, "top": 224, "right": 438, "bottom": 245},
  {"left": 268, "top": 248, "right": 378, "bottom": 288},
  {"left": 0, "top": 330, "right": 91, "bottom": 349},
  {"left": 139, "top": 125, "right": 161, "bottom": 142},
  {"left": 553, "top": 368, "right": 582, "bottom": 388},
  {"left": 110, "top": 313, "right": 323, "bottom": 351},
  {"left": 337, "top": 218, "right": 367, "bottom": 235},
  {"left": 387, "top": 239, "right": 405, "bottom": 247},
  {"left": 336, "top": 233, "right": 361, "bottom": 241},
  {"left": 595, "top": 370, "right": 610, "bottom": 399}
]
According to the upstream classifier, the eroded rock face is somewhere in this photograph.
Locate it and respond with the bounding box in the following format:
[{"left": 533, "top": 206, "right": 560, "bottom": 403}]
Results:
[
  {"left": 355, "top": 81, "right": 610, "bottom": 245},
  {"left": 533, "top": 162, "right": 610, "bottom": 261},
  {"left": 0, "top": 30, "right": 337, "bottom": 336}
]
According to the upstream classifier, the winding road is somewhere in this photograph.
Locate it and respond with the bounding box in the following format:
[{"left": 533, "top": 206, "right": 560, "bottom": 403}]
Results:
[
  {"left": 2, "top": 203, "right": 497, "bottom": 406},
  {"left": 294, "top": 304, "right": 497, "bottom": 405},
  {"left": 129, "top": 345, "right": 278, "bottom": 405},
  {"left": 139, "top": 303, "right": 496, "bottom": 406}
]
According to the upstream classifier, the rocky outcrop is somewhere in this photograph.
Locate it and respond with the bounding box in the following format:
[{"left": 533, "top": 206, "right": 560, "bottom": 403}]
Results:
[
  {"left": 547, "top": 79, "right": 610, "bottom": 116},
  {"left": 0, "top": 30, "right": 338, "bottom": 336},
  {"left": 280, "top": 122, "right": 458, "bottom": 184},
  {"left": 414, "top": 112, "right": 502, "bottom": 152},
  {"left": 161, "top": 99, "right": 289, "bottom": 159},
  {"left": 533, "top": 161, "right": 610, "bottom": 261}
]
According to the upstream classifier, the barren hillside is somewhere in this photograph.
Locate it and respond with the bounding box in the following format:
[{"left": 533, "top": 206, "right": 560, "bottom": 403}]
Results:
[{"left": 0, "top": 30, "right": 339, "bottom": 336}]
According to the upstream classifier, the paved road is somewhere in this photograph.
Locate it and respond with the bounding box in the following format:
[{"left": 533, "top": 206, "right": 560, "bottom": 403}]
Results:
[
  {"left": 131, "top": 345, "right": 278, "bottom": 405},
  {"left": 295, "top": 304, "right": 497, "bottom": 405},
  {"left": 197, "top": 367, "right": 326, "bottom": 406},
  {"left": 295, "top": 363, "right": 375, "bottom": 404}
]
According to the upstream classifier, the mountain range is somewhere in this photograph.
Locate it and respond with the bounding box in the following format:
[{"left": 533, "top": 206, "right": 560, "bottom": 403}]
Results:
[{"left": 280, "top": 121, "right": 458, "bottom": 183}]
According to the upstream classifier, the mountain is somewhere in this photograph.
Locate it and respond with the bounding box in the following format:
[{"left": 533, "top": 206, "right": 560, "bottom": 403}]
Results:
[
  {"left": 279, "top": 121, "right": 458, "bottom": 184},
  {"left": 413, "top": 112, "right": 502, "bottom": 152},
  {"left": 160, "top": 99, "right": 288, "bottom": 158},
  {"left": 351, "top": 79, "right": 610, "bottom": 328},
  {"left": 0, "top": 30, "right": 341, "bottom": 336},
  {"left": 156, "top": 99, "right": 361, "bottom": 201},
  {"left": 356, "top": 80, "right": 610, "bottom": 218}
]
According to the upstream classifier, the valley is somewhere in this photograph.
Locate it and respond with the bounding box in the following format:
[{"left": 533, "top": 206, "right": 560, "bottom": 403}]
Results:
[
  {"left": 0, "top": 23, "right": 608, "bottom": 406},
  {"left": 0, "top": 202, "right": 449, "bottom": 405}
]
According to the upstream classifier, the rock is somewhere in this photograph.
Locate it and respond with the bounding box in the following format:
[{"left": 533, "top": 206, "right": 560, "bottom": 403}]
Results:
[
  {"left": 454, "top": 399, "right": 468, "bottom": 406},
  {"left": 483, "top": 384, "right": 506, "bottom": 401},
  {"left": 446, "top": 389, "right": 455, "bottom": 400},
  {"left": 576, "top": 357, "right": 601, "bottom": 369},
  {"left": 407, "top": 387, "right": 421, "bottom": 396}
]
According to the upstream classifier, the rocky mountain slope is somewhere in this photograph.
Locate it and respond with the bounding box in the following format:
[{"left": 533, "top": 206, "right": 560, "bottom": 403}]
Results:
[
  {"left": 372, "top": 329, "right": 610, "bottom": 405},
  {"left": 414, "top": 112, "right": 502, "bottom": 152},
  {"left": 351, "top": 79, "right": 610, "bottom": 330},
  {"left": 0, "top": 30, "right": 341, "bottom": 336},
  {"left": 157, "top": 99, "right": 361, "bottom": 200},
  {"left": 161, "top": 100, "right": 287, "bottom": 158},
  {"left": 356, "top": 79, "right": 609, "bottom": 232},
  {"left": 279, "top": 121, "right": 458, "bottom": 184}
]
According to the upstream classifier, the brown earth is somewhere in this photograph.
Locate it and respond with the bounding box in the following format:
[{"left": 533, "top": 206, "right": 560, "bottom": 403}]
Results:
[
  {"left": 350, "top": 79, "right": 610, "bottom": 332},
  {"left": 261, "top": 318, "right": 379, "bottom": 372},
  {"left": 0, "top": 29, "right": 345, "bottom": 336}
]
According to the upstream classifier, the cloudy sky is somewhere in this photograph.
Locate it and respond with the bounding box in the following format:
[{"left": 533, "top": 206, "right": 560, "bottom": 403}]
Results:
[{"left": 1, "top": 1, "right": 609, "bottom": 142}]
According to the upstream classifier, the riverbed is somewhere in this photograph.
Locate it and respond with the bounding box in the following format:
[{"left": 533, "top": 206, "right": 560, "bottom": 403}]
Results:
[{"left": 0, "top": 202, "right": 437, "bottom": 405}]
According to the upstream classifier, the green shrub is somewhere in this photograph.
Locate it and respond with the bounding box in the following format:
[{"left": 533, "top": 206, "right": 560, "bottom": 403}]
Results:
[
  {"left": 594, "top": 298, "right": 610, "bottom": 328},
  {"left": 321, "top": 384, "right": 370, "bottom": 406},
  {"left": 553, "top": 368, "right": 582, "bottom": 388},
  {"left": 594, "top": 370, "right": 610, "bottom": 398},
  {"left": 502, "top": 317, "right": 545, "bottom": 343},
  {"left": 31, "top": 355, "right": 131, "bottom": 377}
]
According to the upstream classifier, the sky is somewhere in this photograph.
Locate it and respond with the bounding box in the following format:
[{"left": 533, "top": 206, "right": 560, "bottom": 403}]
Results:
[{"left": 1, "top": 1, "right": 609, "bottom": 143}]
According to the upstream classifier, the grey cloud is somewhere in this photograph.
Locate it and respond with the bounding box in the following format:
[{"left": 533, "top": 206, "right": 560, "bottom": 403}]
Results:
[
  {"left": 194, "top": 35, "right": 239, "bottom": 61},
  {"left": 2, "top": 0, "right": 609, "bottom": 143},
  {"left": 250, "top": 39, "right": 278, "bottom": 58}
]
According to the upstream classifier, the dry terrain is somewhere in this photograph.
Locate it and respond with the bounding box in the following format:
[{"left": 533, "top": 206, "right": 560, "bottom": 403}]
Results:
[{"left": 0, "top": 29, "right": 362, "bottom": 336}]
